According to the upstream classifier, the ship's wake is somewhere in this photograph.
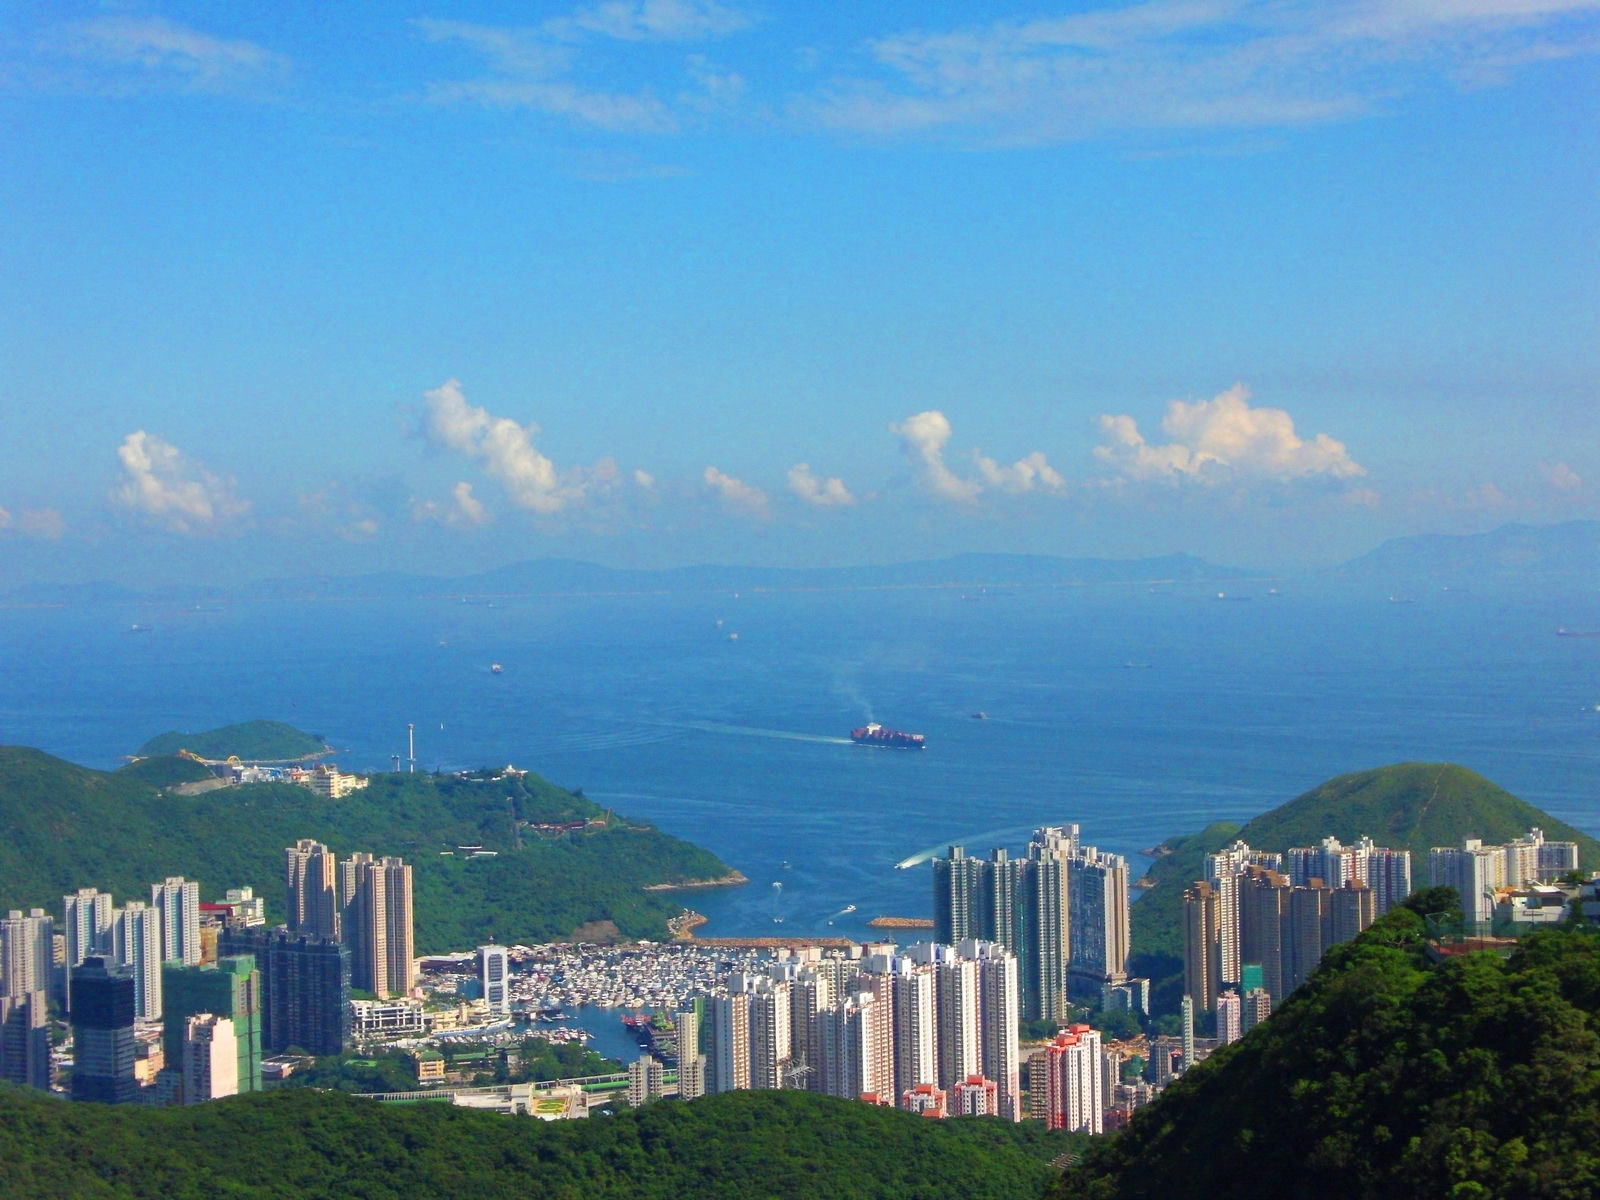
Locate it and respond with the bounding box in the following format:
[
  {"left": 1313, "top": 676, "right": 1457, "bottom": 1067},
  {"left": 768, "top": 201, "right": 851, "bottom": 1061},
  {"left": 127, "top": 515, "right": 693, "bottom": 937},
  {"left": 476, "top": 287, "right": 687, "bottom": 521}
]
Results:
[
  {"left": 895, "top": 823, "right": 1050, "bottom": 870},
  {"left": 650, "top": 719, "right": 853, "bottom": 746}
]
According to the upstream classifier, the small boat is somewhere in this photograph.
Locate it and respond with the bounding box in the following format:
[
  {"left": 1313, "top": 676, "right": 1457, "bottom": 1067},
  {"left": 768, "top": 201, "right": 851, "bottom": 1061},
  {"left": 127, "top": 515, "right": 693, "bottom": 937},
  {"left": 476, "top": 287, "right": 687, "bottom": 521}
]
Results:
[
  {"left": 490, "top": 663, "right": 504, "bottom": 674},
  {"left": 971, "top": 711, "right": 989, "bottom": 720}
]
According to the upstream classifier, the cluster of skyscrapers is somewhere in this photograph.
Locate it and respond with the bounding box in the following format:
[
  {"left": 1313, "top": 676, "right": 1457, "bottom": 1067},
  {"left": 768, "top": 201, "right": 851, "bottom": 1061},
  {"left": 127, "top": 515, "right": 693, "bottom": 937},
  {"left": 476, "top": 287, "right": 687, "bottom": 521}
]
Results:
[
  {"left": 282, "top": 839, "right": 416, "bottom": 999},
  {"left": 1182, "top": 836, "right": 1407, "bottom": 1019},
  {"left": 672, "top": 939, "right": 1027, "bottom": 1121},
  {"left": 0, "top": 838, "right": 415, "bottom": 1105},
  {"left": 931, "top": 826, "right": 1130, "bottom": 1021},
  {"left": 1429, "top": 827, "right": 1580, "bottom": 924},
  {"left": 0, "top": 878, "right": 268, "bottom": 1105}
]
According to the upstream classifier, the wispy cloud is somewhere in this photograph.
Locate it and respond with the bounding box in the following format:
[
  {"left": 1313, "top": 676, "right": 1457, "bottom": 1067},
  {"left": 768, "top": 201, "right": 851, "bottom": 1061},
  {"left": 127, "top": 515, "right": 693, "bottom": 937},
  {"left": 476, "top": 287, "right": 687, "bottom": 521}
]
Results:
[
  {"left": 555, "top": 1, "right": 754, "bottom": 43},
  {"left": 416, "top": 4, "right": 753, "bottom": 132},
  {"left": 421, "top": 379, "right": 615, "bottom": 515},
  {"left": 0, "top": 506, "right": 66, "bottom": 539},
  {"left": 1094, "top": 384, "right": 1364, "bottom": 484},
  {"left": 787, "top": 463, "right": 858, "bottom": 507},
  {"left": 45, "top": 16, "right": 288, "bottom": 95},
  {"left": 111, "top": 431, "right": 250, "bottom": 535},
  {"left": 704, "top": 465, "right": 770, "bottom": 516},
  {"left": 1541, "top": 461, "right": 1582, "bottom": 492},
  {"left": 800, "top": 0, "right": 1600, "bottom": 144}
]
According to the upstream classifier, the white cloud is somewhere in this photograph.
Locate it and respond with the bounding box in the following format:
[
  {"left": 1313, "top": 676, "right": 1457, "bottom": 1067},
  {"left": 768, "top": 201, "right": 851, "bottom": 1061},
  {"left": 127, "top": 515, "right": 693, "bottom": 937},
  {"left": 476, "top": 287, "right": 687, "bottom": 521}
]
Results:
[
  {"left": 1094, "top": 385, "right": 1363, "bottom": 485},
  {"left": 1542, "top": 461, "right": 1582, "bottom": 492},
  {"left": 422, "top": 379, "right": 603, "bottom": 515},
  {"left": 801, "top": 0, "right": 1600, "bottom": 144},
  {"left": 704, "top": 466, "right": 769, "bottom": 516},
  {"left": 890, "top": 411, "right": 982, "bottom": 501},
  {"left": 411, "top": 480, "right": 492, "bottom": 529},
  {"left": 787, "top": 463, "right": 858, "bottom": 507},
  {"left": 53, "top": 16, "right": 288, "bottom": 94},
  {"left": 451, "top": 481, "right": 489, "bottom": 525},
  {"left": 634, "top": 469, "right": 657, "bottom": 489},
  {"left": 974, "top": 450, "right": 1066, "bottom": 494},
  {"left": 891, "top": 410, "right": 1064, "bottom": 502},
  {"left": 110, "top": 431, "right": 249, "bottom": 535}
]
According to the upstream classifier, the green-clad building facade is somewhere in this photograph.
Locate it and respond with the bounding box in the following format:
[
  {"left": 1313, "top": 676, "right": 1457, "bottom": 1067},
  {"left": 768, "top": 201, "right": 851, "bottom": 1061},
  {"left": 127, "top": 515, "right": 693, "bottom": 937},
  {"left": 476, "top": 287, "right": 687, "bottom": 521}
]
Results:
[{"left": 161, "top": 955, "right": 262, "bottom": 1095}]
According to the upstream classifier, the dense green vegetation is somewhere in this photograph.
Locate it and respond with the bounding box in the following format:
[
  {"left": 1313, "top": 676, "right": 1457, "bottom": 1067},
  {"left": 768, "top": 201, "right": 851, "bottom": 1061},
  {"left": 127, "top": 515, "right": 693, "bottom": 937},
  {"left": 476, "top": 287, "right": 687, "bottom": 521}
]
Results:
[
  {"left": 1131, "top": 762, "right": 1600, "bottom": 962},
  {"left": 0, "top": 747, "right": 732, "bottom": 949},
  {"left": 1055, "top": 897, "right": 1600, "bottom": 1199},
  {"left": 0, "top": 1086, "right": 1079, "bottom": 1199},
  {"left": 137, "top": 720, "right": 328, "bottom": 761}
]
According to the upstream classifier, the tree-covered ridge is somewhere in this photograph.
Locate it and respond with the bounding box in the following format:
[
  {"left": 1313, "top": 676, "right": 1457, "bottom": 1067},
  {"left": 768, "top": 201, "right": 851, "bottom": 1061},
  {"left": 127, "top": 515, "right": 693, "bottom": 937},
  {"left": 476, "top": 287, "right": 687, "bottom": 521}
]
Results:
[
  {"left": 0, "top": 746, "right": 732, "bottom": 949},
  {"left": 1132, "top": 762, "right": 1600, "bottom": 960},
  {"left": 1055, "top": 898, "right": 1600, "bottom": 1200},
  {"left": 0, "top": 1087, "right": 1079, "bottom": 1200},
  {"left": 137, "top": 720, "right": 329, "bottom": 760}
]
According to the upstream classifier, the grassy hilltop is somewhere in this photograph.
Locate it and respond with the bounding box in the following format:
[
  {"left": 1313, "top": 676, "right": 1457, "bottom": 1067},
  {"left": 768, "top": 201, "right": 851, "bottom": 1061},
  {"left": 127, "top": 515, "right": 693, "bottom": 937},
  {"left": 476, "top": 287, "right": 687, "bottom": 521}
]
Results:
[
  {"left": 1132, "top": 762, "right": 1600, "bottom": 963},
  {"left": 0, "top": 746, "right": 733, "bottom": 950}
]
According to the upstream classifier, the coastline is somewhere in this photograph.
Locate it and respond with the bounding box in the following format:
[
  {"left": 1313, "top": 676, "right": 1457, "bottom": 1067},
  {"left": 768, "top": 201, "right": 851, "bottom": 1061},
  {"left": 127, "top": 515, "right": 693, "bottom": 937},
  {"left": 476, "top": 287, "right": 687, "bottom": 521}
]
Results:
[{"left": 642, "top": 870, "right": 749, "bottom": 893}]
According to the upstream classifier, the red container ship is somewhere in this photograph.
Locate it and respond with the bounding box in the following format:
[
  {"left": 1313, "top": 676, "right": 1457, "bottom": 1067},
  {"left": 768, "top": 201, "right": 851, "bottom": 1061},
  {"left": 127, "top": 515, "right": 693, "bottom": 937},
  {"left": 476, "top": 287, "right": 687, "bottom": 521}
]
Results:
[{"left": 850, "top": 723, "right": 926, "bottom": 750}]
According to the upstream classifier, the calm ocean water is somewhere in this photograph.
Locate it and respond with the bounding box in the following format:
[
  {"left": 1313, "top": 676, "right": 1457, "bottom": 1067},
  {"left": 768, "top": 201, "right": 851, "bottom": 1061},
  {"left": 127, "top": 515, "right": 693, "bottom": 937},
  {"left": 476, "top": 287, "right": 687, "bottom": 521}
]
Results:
[{"left": 3, "top": 581, "right": 1599, "bottom": 942}]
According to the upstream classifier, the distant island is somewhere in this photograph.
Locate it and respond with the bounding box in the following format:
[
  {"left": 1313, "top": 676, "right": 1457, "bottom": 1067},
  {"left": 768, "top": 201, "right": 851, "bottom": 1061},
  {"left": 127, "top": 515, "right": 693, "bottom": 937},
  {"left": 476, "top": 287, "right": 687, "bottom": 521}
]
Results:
[
  {"left": 0, "top": 743, "right": 739, "bottom": 950},
  {"left": 136, "top": 720, "right": 330, "bottom": 763}
]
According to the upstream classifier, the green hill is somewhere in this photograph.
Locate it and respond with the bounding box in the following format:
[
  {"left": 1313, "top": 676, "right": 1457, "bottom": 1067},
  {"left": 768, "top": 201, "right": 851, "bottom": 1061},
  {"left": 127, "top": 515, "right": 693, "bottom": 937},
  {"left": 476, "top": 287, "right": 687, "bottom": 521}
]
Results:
[
  {"left": 0, "top": 747, "right": 734, "bottom": 950},
  {"left": 1133, "top": 762, "right": 1600, "bottom": 963},
  {"left": 1054, "top": 901, "right": 1600, "bottom": 1199},
  {"left": 0, "top": 1087, "right": 1079, "bottom": 1199},
  {"left": 137, "top": 720, "right": 327, "bottom": 761}
]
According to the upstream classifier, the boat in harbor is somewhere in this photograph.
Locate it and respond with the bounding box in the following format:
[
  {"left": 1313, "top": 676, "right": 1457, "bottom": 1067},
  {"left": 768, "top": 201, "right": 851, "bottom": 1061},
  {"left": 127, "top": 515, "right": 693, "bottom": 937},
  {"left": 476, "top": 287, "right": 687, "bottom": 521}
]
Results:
[{"left": 850, "top": 723, "right": 926, "bottom": 750}]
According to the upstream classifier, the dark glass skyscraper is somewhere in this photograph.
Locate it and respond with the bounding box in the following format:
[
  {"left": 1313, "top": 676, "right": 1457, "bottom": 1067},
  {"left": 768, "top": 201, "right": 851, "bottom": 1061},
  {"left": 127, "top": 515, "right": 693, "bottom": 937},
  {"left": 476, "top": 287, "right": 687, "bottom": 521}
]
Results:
[
  {"left": 220, "top": 928, "right": 349, "bottom": 1056},
  {"left": 70, "top": 956, "right": 140, "bottom": 1104}
]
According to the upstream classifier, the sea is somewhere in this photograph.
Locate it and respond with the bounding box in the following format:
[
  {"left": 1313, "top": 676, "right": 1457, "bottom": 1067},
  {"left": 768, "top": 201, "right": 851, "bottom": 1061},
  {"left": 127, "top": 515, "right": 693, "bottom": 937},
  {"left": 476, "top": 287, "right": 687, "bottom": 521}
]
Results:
[{"left": 3, "top": 578, "right": 1600, "bottom": 949}]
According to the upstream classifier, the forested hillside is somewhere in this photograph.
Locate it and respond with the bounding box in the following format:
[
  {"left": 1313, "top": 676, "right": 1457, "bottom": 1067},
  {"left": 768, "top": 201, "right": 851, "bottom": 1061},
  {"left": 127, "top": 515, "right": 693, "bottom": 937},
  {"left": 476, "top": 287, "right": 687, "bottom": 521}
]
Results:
[
  {"left": 1057, "top": 894, "right": 1600, "bottom": 1199},
  {"left": 0, "top": 747, "right": 733, "bottom": 949},
  {"left": 0, "top": 1087, "right": 1079, "bottom": 1199}
]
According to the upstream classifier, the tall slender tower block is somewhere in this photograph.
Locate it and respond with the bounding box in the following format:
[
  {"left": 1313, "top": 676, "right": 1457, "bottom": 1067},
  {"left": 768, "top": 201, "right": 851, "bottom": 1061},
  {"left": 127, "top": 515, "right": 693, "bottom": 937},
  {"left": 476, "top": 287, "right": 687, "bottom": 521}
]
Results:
[
  {"left": 286, "top": 840, "right": 340, "bottom": 941},
  {"left": 150, "top": 878, "right": 200, "bottom": 965}
]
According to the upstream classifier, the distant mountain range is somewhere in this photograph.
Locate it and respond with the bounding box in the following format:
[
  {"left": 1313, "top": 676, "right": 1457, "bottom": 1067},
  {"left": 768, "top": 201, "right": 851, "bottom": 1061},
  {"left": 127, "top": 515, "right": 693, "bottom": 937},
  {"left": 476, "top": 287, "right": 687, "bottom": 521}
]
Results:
[
  {"left": 1332, "top": 519, "right": 1600, "bottom": 584},
  {"left": 8, "top": 520, "right": 1600, "bottom": 605}
]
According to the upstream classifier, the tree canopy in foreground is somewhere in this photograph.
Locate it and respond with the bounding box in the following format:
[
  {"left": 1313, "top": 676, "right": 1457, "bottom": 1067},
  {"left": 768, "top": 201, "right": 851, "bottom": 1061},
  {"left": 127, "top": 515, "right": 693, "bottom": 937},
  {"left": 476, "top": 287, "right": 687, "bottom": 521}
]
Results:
[
  {"left": 0, "top": 1086, "right": 1078, "bottom": 1200},
  {"left": 1054, "top": 896, "right": 1600, "bottom": 1200}
]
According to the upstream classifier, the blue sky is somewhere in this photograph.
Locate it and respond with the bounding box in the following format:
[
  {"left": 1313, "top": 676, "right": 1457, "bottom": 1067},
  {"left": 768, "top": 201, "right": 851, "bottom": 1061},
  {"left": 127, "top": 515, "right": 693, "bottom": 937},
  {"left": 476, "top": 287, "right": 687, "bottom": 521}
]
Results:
[{"left": 1, "top": 1, "right": 1596, "bottom": 583}]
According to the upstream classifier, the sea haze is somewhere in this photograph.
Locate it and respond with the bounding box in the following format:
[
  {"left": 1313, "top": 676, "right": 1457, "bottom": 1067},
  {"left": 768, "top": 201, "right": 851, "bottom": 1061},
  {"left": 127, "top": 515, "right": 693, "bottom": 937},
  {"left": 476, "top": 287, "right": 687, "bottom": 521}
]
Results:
[{"left": 3, "top": 580, "right": 1599, "bottom": 941}]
